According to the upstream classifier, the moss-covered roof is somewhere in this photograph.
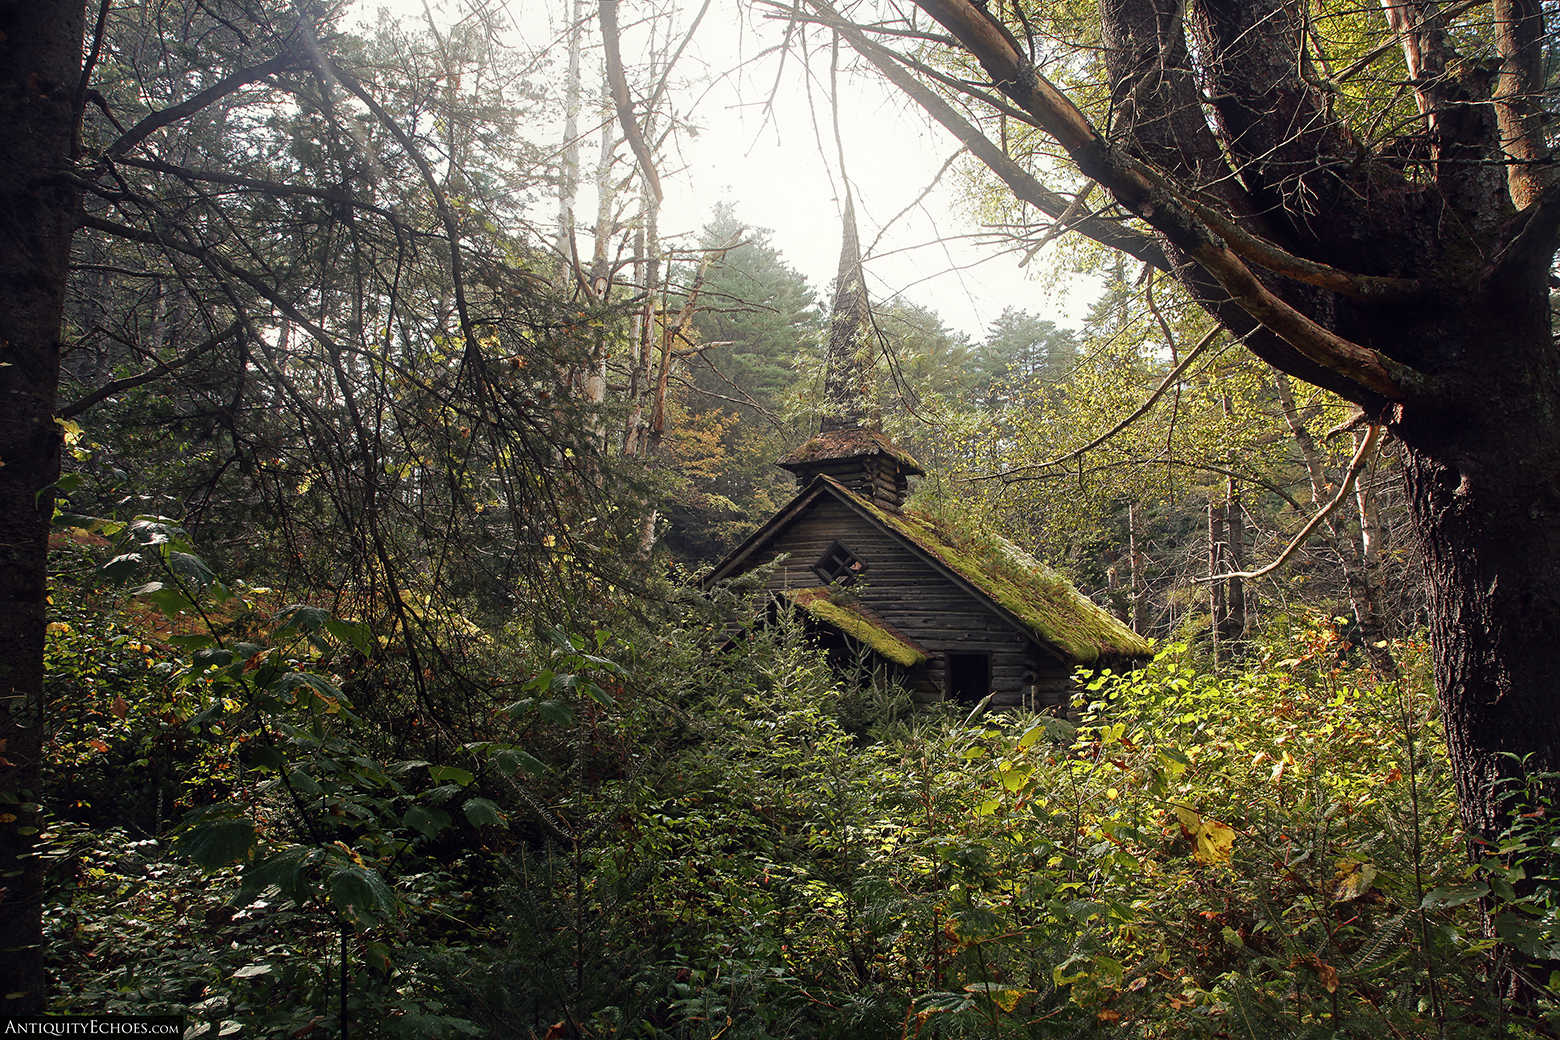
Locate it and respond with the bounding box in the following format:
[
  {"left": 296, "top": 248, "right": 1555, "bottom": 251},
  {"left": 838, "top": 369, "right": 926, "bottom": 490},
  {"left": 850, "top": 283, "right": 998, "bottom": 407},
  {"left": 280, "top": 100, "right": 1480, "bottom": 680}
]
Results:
[
  {"left": 776, "top": 427, "right": 926, "bottom": 476},
  {"left": 784, "top": 587, "right": 929, "bottom": 667},
  {"left": 832, "top": 480, "right": 1153, "bottom": 665}
]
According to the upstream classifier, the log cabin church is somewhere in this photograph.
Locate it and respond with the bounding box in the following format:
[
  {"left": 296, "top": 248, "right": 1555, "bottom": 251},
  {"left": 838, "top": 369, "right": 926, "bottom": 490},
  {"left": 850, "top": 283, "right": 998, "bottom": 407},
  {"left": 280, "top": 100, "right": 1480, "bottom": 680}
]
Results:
[{"left": 701, "top": 198, "right": 1150, "bottom": 713}]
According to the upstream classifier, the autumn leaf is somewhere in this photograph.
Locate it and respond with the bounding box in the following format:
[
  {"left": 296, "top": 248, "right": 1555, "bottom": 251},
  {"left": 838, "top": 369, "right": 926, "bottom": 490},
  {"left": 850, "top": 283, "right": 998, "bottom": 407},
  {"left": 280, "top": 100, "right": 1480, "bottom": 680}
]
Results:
[
  {"left": 1174, "top": 806, "right": 1236, "bottom": 866},
  {"left": 1293, "top": 955, "right": 1341, "bottom": 993},
  {"left": 964, "top": 982, "right": 1029, "bottom": 1012},
  {"left": 1332, "top": 860, "right": 1378, "bottom": 902},
  {"left": 110, "top": 696, "right": 129, "bottom": 720}
]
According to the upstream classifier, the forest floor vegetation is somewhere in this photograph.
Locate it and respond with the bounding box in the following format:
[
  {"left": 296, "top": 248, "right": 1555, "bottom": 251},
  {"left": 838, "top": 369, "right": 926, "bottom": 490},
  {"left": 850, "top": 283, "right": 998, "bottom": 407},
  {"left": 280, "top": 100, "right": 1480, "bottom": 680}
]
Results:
[{"left": 36, "top": 557, "right": 1559, "bottom": 1038}]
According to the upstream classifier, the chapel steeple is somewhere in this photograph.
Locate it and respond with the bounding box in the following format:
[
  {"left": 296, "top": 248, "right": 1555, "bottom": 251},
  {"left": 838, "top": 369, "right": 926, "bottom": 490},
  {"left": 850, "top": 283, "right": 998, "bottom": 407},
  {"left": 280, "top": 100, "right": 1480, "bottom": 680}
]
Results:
[{"left": 776, "top": 195, "right": 923, "bottom": 512}]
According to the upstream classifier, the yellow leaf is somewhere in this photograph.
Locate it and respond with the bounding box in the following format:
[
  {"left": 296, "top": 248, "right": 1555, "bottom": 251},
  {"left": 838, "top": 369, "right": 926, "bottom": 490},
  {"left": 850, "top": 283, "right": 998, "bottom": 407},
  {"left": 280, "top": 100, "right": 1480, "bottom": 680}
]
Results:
[
  {"left": 1332, "top": 861, "right": 1378, "bottom": 902},
  {"left": 1175, "top": 806, "right": 1236, "bottom": 866}
]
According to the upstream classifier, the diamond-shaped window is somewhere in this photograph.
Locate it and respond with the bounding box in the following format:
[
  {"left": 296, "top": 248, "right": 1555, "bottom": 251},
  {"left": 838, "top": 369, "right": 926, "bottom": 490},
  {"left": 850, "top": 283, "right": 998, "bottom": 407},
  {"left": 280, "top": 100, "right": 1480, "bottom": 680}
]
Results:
[{"left": 814, "top": 541, "right": 866, "bottom": 585}]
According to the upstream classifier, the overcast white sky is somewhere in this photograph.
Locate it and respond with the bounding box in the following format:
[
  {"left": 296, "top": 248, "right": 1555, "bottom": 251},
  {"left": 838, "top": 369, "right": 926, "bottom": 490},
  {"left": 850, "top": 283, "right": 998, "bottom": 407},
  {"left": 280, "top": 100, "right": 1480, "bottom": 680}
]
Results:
[{"left": 347, "top": 0, "right": 1096, "bottom": 338}]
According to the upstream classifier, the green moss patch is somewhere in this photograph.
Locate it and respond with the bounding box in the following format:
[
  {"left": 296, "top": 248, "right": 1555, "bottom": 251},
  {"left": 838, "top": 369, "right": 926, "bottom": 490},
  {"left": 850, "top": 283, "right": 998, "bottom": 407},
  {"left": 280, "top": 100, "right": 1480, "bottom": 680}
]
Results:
[
  {"left": 837, "top": 483, "right": 1153, "bottom": 665},
  {"left": 786, "top": 587, "right": 929, "bottom": 667},
  {"left": 777, "top": 428, "right": 925, "bottom": 475}
]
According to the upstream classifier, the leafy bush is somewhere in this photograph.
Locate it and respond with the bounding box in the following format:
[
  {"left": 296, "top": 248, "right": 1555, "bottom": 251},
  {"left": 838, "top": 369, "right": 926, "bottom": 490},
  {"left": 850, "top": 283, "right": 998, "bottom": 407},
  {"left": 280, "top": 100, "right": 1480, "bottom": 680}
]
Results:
[{"left": 41, "top": 576, "right": 1552, "bottom": 1038}]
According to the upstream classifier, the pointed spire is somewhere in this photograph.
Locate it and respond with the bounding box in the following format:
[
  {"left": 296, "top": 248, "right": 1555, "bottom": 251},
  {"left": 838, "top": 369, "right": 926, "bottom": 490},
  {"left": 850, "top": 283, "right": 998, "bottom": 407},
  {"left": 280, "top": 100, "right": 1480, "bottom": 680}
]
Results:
[
  {"left": 820, "top": 194, "right": 877, "bottom": 432},
  {"left": 775, "top": 196, "right": 923, "bottom": 512}
]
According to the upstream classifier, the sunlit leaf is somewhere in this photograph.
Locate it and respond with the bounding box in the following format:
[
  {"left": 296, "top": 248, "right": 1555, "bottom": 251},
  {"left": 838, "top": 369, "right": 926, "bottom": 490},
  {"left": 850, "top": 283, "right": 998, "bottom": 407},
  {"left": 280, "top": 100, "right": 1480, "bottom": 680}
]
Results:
[
  {"left": 1174, "top": 806, "right": 1235, "bottom": 866},
  {"left": 1333, "top": 860, "right": 1378, "bottom": 901}
]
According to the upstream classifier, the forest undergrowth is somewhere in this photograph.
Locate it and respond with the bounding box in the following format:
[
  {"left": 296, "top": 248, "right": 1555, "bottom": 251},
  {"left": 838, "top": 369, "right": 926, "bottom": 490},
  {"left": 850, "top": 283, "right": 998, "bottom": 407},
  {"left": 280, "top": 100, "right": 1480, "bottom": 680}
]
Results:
[{"left": 36, "top": 533, "right": 1560, "bottom": 1038}]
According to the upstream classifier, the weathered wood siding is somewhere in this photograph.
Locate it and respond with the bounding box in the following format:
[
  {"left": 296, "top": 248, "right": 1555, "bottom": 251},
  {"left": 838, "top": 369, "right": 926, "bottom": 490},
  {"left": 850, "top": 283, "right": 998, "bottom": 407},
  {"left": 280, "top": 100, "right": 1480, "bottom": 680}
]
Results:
[
  {"left": 793, "top": 456, "right": 912, "bottom": 513},
  {"left": 751, "top": 499, "right": 1078, "bottom": 711}
]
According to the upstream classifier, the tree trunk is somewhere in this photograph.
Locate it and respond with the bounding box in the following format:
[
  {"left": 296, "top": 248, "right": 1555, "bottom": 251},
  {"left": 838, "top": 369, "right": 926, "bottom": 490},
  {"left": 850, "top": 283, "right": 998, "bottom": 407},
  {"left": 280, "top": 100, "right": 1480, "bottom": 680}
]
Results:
[
  {"left": 1223, "top": 477, "right": 1245, "bottom": 646},
  {"left": 1128, "top": 502, "right": 1147, "bottom": 636},
  {"left": 1208, "top": 497, "right": 1226, "bottom": 665},
  {"left": 1394, "top": 294, "right": 1560, "bottom": 843},
  {"left": 0, "top": 0, "right": 85, "bottom": 1014}
]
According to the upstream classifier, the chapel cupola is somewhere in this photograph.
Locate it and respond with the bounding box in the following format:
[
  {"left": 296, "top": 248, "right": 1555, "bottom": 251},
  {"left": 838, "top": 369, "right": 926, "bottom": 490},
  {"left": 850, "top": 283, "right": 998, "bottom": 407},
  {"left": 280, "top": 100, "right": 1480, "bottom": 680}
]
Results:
[{"left": 777, "top": 195, "right": 923, "bottom": 512}]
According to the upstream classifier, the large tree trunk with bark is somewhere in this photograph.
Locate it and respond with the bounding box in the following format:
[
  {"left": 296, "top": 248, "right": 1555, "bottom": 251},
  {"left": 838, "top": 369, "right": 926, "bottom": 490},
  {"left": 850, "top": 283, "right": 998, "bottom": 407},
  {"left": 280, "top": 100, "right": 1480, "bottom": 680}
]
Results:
[
  {"left": 0, "top": 0, "right": 84, "bottom": 1014},
  {"left": 1394, "top": 294, "right": 1560, "bottom": 841}
]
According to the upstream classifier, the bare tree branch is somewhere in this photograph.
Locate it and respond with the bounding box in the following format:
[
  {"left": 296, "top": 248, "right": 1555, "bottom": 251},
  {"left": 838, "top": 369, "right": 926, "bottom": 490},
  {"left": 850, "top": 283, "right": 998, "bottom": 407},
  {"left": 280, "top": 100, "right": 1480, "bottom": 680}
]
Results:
[
  {"left": 60, "top": 320, "right": 242, "bottom": 419},
  {"left": 1206, "top": 425, "right": 1382, "bottom": 582}
]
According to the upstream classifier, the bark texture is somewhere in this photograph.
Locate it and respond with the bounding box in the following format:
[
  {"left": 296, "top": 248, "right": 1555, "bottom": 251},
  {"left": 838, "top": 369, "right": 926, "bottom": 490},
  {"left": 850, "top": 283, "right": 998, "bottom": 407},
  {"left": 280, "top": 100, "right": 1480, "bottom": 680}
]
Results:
[{"left": 0, "top": 0, "right": 85, "bottom": 1014}]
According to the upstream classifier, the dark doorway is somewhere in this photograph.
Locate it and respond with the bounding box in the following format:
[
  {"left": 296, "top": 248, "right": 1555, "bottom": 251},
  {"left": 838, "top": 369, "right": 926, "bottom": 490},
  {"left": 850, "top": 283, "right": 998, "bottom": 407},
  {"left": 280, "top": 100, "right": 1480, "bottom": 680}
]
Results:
[{"left": 947, "top": 653, "right": 991, "bottom": 705}]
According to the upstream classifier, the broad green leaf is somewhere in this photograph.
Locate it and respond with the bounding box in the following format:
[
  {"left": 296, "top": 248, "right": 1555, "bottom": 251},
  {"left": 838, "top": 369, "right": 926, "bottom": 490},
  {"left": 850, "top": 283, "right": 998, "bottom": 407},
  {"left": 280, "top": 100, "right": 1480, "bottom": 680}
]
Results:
[
  {"left": 247, "top": 745, "right": 287, "bottom": 773},
  {"left": 998, "top": 763, "right": 1032, "bottom": 792},
  {"left": 463, "top": 797, "right": 507, "bottom": 828},
  {"left": 52, "top": 512, "right": 124, "bottom": 537},
  {"left": 403, "top": 805, "right": 452, "bottom": 838},
  {"left": 192, "top": 647, "right": 235, "bottom": 670},
  {"left": 239, "top": 846, "right": 322, "bottom": 902},
  {"left": 136, "top": 584, "right": 198, "bottom": 617},
  {"left": 287, "top": 769, "right": 321, "bottom": 796},
  {"left": 264, "top": 670, "right": 343, "bottom": 702},
  {"left": 274, "top": 604, "right": 332, "bottom": 634},
  {"left": 167, "top": 550, "right": 218, "bottom": 589},
  {"left": 424, "top": 784, "right": 463, "bottom": 805},
  {"left": 1421, "top": 883, "right": 1489, "bottom": 910},
  {"left": 427, "top": 765, "right": 474, "bottom": 786},
  {"left": 231, "top": 964, "right": 274, "bottom": 979},
  {"left": 537, "top": 700, "right": 575, "bottom": 726},
  {"left": 38, "top": 472, "right": 83, "bottom": 500},
  {"left": 98, "top": 553, "right": 143, "bottom": 582},
  {"left": 323, "top": 618, "right": 375, "bottom": 654},
  {"left": 327, "top": 860, "right": 398, "bottom": 926},
  {"left": 180, "top": 818, "right": 257, "bottom": 868},
  {"left": 493, "top": 748, "right": 549, "bottom": 777}
]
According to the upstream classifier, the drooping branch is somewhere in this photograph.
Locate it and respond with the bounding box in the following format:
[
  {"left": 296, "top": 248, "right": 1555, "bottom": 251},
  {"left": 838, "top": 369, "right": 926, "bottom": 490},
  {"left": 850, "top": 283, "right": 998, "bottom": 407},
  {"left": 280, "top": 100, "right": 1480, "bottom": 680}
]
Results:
[
  {"left": 801, "top": 0, "right": 1169, "bottom": 270},
  {"left": 599, "top": 0, "right": 664, "bottom": 204},
  {"left": 1145, "top": 171, "right": 1423, "bottom": 303},
  {"left": 885, "top": 0, "right": 1424, "bottom": 405},
  {"left": 111, "top": 157, "right": 413, "bottom": 227},
  {"left": 59, "top": 320, "right": 242, "bottom": 419},
  {"left": 969, "top": 324, "right": 1223, "bottom": 480},
  {"left": 105, "top": 51, "right": 302, "bottom": 158},
  {"left": 1208, "top": 425, "right": 1382, "bottom": 582}
]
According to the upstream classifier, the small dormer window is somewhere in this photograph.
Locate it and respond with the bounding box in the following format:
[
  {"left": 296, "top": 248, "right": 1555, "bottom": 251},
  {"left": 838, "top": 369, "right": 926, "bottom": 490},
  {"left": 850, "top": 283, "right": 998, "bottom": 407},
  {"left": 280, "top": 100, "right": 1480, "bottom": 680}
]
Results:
[{"left": 815, "top": 541, "right": 866, "bottom": 585}]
